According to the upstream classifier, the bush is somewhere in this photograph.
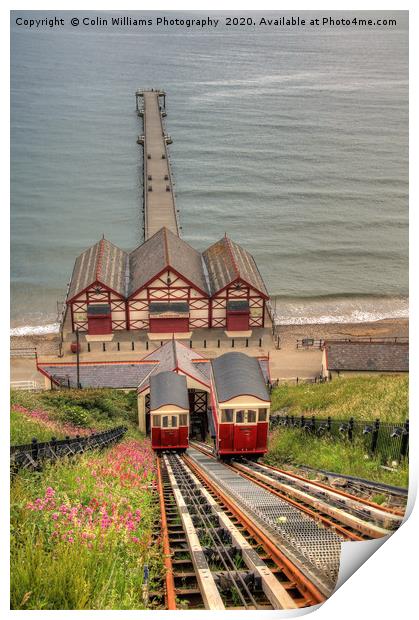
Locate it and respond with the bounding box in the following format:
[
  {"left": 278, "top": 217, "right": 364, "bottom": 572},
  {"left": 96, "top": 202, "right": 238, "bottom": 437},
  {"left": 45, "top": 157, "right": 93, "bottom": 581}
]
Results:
[{"left": 60, "top": 405, "right": 91, "bottom": 427}]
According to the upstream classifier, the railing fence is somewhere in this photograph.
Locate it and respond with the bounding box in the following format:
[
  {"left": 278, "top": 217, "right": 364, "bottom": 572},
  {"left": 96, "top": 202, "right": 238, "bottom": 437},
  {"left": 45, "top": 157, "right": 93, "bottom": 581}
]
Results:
[
  {"left": 10, "top": 425, "right": 127, "bottom": 473},
  {"left": 270, "top": 414, "right": 409, "bottom": 463}
]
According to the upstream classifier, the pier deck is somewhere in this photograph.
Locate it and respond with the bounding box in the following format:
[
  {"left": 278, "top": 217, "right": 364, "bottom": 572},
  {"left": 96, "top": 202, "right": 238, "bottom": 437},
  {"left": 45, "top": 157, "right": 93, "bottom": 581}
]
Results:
[{"left": 137, "top": 90, "right": 179, "bottom": 239}]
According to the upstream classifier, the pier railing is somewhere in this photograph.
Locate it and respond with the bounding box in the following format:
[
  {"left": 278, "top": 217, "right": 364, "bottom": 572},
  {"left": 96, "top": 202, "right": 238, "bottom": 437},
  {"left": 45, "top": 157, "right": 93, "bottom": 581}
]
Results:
[
  {"left": 270, "top": 414, "right": 409, "bottom": 463},
  {"left": 10, "top": 425, "right": 127, "bottom": 473}
]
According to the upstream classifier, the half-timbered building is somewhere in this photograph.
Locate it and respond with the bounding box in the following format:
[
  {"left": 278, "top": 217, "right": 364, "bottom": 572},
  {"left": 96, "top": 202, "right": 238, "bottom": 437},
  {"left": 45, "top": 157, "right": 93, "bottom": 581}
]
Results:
[
  {"left": 67, "top": 238, "right": 128, "bottom": 335},
  {"left": 65, "top": 229, "right": 269, "bottom": 336},
  {"left": 127, "top": 227, "right": 210, "bottom": 333},
  {"left": 203, "top": 236, "right": 269, "bottom": 331}
]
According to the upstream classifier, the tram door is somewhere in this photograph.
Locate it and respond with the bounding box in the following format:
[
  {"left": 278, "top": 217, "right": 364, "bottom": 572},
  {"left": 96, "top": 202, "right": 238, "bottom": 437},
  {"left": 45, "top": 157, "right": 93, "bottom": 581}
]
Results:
[{"left": 188, "top": 390, "right": 208, "bottom": 440}]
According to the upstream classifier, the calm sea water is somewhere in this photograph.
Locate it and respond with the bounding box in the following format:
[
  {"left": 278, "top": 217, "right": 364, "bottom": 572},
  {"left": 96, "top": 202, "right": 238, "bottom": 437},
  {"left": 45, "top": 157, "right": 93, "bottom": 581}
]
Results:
[{"left": 11, "top": 11, "right": 408, "bottom": 333}]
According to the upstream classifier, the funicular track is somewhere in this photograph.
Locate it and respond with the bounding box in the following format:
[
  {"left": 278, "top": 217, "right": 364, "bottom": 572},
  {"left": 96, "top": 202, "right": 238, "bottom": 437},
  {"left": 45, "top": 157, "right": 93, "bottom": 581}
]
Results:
[
  {"left": 158, "top": 453, "right": 324, "bottom": 610},
  {"left": 190, "top": 441, "right": 404, "bottom": 540}
]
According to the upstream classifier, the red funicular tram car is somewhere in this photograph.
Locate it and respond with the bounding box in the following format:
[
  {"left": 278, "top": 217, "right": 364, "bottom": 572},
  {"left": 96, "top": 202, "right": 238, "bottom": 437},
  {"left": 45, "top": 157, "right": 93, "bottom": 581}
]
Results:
[
  {"left": 210, "top": 352, "right": 270, "bottom": 459},
  {"left": 150, "top": 371, "right": 189, "bottom": 452}
]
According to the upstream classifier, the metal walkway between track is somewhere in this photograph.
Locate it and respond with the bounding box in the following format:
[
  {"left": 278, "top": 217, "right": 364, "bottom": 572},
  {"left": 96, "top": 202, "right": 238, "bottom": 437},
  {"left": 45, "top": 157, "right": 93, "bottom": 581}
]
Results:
[{"left": 187, "top": 448, "right": 342, "bottom": 597}]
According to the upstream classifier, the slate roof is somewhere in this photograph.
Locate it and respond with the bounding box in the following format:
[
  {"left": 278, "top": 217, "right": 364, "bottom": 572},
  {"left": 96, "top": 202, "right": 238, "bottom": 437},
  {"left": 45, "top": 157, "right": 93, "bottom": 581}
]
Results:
[
  {"left": 67, "top": 230, "right": 269, "bottom": 305},
  {"left": 128, "top": 227, "right": 209, "bottom": 296},
  {"left": 324, "top": 341, "right": 409, "bottom": 372},
  {"left": 203, "top": 236, "right": 268, "bottom": 297},
  {"left": 258, "top": 358, "right": 270, "bottom": 383},
  {"left": 211, "top": 352, "right": 270, "bottom": 403},
  {"left": 39, "top": 362, "right": 156, "bottom": 389},
  {"left": 68, "top": 238, "right": 128, "bottom": 301},
  {"left": 150, "top": 371, "right": 189, "bottom": 410},
  {"left": 137, "top": 340, "right": 211, "bottom": 391}
]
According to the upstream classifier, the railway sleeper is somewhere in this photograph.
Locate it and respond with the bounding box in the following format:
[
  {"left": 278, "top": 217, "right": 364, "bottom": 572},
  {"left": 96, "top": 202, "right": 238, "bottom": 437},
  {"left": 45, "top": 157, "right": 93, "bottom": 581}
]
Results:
[
  {"left": 180, "top": 455, "right": 299, "bottom": 609},
  {"left": 214, "top": 570, "right": 263, "bottom": 594}
]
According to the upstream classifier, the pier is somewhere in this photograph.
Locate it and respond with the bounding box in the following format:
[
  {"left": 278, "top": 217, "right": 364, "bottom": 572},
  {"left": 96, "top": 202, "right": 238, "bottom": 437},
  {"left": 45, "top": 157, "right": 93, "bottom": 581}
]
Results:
[{"left": 135, "top": 89, "right": 179, "bottom": 240}]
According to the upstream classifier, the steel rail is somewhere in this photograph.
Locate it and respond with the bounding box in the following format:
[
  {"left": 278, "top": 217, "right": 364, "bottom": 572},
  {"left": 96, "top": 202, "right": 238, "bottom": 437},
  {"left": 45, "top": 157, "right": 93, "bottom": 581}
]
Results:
[
  {"left": 156, "top": 457, "right": 177, "bottom": 610},
  {"left": 231, "top": 463, "right": 386, "bottom": 540},
  {"left": 184, "top": 452, "right": 325, "bottom": 606},
  {"left": 258, "top": 460, "right": 406, "bottom": 517},
  {"left": 234, "top": 461, "right": 400, "bottom": 534},
  {"left": 180, "top": 454, "right": 298, "bottom": 609},
  {"left": 190, "top": 442, "right": 403, "bottom": 534},
  {"left": 189, "top": 442, "right": 363, "bottom": 539},
  {"left": 167, "top": 454, "right": 264, "bottom": 610},
  {"left": 164, "top": 455, "right": 225, "bottom": 609}
]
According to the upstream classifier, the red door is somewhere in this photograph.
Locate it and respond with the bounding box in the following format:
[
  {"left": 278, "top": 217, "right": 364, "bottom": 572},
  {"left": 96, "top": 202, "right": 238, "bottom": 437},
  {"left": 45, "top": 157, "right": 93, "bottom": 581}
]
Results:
[
  {"left": 87, "top": 304, "right": 112, "bottom": 335},
  {"left": 88, "top": 315, "right": 112, "bottom": 335},
  {"left": 227, "top": 312, "right": 249, "bottom": 331},
  {"left": 234, "top": 425, "right": 257, "bottom": 452},
  {"left": 149, "top": 317, "right": 189, "bottom": 333}
]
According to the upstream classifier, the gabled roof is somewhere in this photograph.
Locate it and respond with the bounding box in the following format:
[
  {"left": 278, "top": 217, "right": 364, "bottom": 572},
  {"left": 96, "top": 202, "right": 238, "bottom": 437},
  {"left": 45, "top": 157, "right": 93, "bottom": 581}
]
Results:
[
  {"left": 128, "top": 227, "right": 209, "bottom": 297},
  {"left": 211, "top": 352, "right": 270, "bottom": 403},
  {"left": 324, "top": 341, "right": 409, "bottom": 372},
  {"left": 203, "top": 235, "right": 268, "bottom": 297},
  {"left": 137, "top": 340, "right": 210, "bottom": 391},
  {"left": 150, "top": 371, "right": 189, "bottom": 410},
  {"left": 68, "top": 238, "right": 128, "bottom": 301}
]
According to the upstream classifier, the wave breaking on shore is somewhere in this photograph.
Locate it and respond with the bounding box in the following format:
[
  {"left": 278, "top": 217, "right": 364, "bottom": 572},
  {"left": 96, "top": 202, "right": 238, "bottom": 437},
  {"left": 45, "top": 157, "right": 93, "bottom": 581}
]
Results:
[
  {"left": 10, "top": 323, "right": 60, "bottom": 337},
  {"left": 271, "top": 295, "right": 408, "bottom": 326},
  {"left": 10, "top": 295, "right": 408, "bottom": 336}
]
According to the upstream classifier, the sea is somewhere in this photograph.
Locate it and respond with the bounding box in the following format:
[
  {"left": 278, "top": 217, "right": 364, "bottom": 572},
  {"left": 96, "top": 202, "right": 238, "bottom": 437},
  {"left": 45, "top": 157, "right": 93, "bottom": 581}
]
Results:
[{"left": 10, "top": 10, "right": 409, "bottom": 335}]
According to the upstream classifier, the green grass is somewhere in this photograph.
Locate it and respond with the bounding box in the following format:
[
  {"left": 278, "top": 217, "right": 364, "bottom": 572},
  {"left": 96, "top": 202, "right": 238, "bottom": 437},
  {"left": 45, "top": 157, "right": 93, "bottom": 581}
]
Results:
[
  {"left": 10, "top": 439, "right": 162, "bottom": 610},
  {"left": 271, "top": 375, "right": 408, "bottom": 423},
  {"left": 266, "top": 428, "right": 408, "bottom": 487},
  {"left": 10, "top": 407, "right": 67, "bottom": 444},
  {"left": 11, "top": 389, "right": 142, "bottom": 445},
  {"left": 10, "top": 388, "right": 163, "bottom": 609}
]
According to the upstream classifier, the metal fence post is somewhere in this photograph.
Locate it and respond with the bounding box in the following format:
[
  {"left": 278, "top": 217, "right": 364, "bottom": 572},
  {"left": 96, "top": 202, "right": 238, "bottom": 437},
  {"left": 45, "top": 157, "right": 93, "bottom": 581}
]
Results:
[
  {"left": 348, "top": 417, "right": 354, "bottom": 442},
  {"left": 371, "top": 418, "right": 380, "bottom": 454},
  {"left": 50, "top": 436, "right": 57, "bottom": 459},
  {"left": 300, "top": 415, "right": 305, "bottom": 428},
  {"left": 31, "top": 438, "right": 38, "bottom": 463},
  {"left": 401, "top": 419, "right": 409, "bottom": 459},
  {"left": 311, "top": 415, "right": 316, "bottom": 433},
  {"left": 327, "top": 416, "right": 331, "bottom": 432}
]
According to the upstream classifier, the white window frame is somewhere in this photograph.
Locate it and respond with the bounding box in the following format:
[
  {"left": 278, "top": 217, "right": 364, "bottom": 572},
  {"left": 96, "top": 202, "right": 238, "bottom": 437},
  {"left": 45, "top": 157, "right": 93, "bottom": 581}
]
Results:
[{"left": 161, "top": 415, "right": 178, "bottom": 429}]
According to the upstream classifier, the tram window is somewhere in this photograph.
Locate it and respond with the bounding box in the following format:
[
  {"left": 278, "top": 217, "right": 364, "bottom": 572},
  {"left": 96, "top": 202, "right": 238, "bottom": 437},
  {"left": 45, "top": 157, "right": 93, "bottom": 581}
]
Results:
[
  {"left": 236, "top": 410, "right": 245, "bottom": 424},
  {"left": 179, "top": 414, "right": 187, "bottom": 426},
  {"left": 162, "top": 416, "right": 169, "bottom": 428},
  {"left": 258, "top": 409, "right": 268, "bottom": 422},
  {"left": 152, "top": 415, "right": 160, "bottom": 427},
  {"left": 171, "top": 416, "right": 178, "bottom": 428},
  {"left": 247, "top": 410, "right": 257, "bottom": 423},
  {"left": 221, "top": 410, "right": 233, "bottom": 423}
]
